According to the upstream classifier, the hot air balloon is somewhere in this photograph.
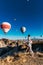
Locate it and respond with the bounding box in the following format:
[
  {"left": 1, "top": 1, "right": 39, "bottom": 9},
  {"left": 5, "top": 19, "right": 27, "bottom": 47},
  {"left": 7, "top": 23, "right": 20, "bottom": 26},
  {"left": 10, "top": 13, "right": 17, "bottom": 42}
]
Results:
[
  {"left": 1, "top": 22, "right": 11, "bottom": 33},
  {"left": 14, "top": 18, "right": 16, "bottom": 21},
  {"left": 27, "top": 0, "right": 29, "bottom": 2},
  {"left": 20, "top": 26, "right": 26, "bottom": 33},
  {"left": 40, "top": 35, "right": 42, "bottom": 37}
]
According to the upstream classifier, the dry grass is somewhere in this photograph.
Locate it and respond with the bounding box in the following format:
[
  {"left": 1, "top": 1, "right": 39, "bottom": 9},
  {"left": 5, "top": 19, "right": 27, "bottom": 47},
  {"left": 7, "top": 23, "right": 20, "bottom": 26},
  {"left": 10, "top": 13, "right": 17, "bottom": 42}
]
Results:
[{"left": 0, "top": 52, "right": 43, "bottom": 65}]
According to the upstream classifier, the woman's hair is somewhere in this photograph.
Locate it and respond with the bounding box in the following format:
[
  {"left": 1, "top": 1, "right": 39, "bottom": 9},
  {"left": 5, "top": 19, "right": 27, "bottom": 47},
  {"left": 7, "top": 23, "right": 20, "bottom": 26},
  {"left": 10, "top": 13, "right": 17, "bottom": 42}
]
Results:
[{"left": 28, "top": 35, "right": 30, "bottom": 37}]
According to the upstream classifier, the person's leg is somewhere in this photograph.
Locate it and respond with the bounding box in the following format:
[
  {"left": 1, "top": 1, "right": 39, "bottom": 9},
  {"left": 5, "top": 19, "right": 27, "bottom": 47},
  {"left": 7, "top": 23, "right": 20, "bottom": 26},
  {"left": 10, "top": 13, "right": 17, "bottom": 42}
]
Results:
[
  {"left": 26, "top": 45, "right": 30, "bottom": 52},
  {"left": 29, "top": 45, "right": 34, "bottom": 57}
]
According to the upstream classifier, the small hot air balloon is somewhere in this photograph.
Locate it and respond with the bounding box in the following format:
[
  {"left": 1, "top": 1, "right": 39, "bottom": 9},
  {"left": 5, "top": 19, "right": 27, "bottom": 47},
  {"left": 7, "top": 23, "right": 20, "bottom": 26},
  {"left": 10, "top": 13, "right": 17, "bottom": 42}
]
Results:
[
  {"left": 40, "top": 35, "right": 42, "bottom": 37},
  {"left": 20, "top": 26, "right": 26, "bottom": 33},
  {"left": 1, "top": 22, "right": 11, "bottom": 33},
  {"left": 14, "top": 18, "right": 16, "bottom": 21},
  {"left": 27, "top": 0, "right": 29, "bottom": 2}
]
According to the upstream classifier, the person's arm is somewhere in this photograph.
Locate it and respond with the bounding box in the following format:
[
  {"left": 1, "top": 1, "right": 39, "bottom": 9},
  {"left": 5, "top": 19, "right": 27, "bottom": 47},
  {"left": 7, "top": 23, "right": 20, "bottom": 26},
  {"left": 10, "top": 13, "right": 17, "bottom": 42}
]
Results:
[{"left": 30, "top": 40, "right": 32, "bottom": 44}]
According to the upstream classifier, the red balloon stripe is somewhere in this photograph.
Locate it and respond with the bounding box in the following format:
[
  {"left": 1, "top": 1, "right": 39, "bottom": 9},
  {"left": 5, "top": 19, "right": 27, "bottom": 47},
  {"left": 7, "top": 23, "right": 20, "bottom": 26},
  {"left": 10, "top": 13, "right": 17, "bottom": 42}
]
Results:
[{"left": 1, "top": 24, "right": 10, "bottom": 29}]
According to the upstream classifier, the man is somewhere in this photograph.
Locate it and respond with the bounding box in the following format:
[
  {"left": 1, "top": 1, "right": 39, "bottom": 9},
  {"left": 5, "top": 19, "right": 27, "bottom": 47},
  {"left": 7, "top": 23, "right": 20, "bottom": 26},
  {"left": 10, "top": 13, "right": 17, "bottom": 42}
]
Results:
[
  {"left": 26, "top": 35, "right": 34, "bottom": 57},
  {"left": 16, "top": 40, "right": 19, "bottom": 53}
]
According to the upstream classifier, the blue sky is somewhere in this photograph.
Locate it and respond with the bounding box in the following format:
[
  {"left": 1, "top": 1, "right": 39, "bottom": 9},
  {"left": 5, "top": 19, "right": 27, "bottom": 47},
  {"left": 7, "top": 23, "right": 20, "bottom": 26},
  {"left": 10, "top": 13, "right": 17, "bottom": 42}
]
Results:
[{"left": 0, "top": 0, "right": 43, "bottom": 39}]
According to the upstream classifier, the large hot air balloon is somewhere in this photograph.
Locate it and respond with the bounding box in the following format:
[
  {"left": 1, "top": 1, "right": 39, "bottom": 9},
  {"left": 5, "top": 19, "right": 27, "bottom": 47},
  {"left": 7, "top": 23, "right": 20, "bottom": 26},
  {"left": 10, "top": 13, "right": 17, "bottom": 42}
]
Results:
[
  {"left": 20, "top": 26, "right": 26, "bottom": 33},
  {"left": 1, "top": 22, "right": 11, "bottom": 33}
]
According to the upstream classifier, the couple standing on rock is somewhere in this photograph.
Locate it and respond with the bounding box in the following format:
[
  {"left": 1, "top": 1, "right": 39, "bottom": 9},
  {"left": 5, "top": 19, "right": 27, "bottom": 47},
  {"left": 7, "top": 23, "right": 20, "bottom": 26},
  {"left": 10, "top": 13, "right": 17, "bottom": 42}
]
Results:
[
  {"left": 26, "top": 35, "right": 34, "bottom": 57},
  {"left": 16, "top": 34, "right": 34, "bottom": 57}
]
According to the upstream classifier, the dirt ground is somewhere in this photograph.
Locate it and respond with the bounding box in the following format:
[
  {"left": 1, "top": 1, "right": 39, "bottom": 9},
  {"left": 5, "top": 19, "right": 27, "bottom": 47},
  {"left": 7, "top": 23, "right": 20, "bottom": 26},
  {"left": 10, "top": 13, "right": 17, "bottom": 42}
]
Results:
[{"left": 0, "top": 52, "right": 43, "bottom": 65}]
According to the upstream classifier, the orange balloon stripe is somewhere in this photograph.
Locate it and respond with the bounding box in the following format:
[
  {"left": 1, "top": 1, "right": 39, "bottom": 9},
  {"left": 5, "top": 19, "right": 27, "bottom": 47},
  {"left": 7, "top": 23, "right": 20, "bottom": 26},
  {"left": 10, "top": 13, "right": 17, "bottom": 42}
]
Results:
[{"left": 1, "top": 24, "right": 10, "bottom": 29}]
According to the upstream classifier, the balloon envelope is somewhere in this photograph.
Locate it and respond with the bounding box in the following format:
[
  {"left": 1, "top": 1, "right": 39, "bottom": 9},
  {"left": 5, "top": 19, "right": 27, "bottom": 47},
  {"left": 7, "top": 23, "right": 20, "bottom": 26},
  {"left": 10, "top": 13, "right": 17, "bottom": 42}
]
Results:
[
  {"left": 1, "top": 22, "right": 11, "bottom": 33},
  {"left": 27, "top": 0, "right": 29, "bottom": 2},
  {"left": 21, "top": 26, "right": 26, "bottom": 33}
]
